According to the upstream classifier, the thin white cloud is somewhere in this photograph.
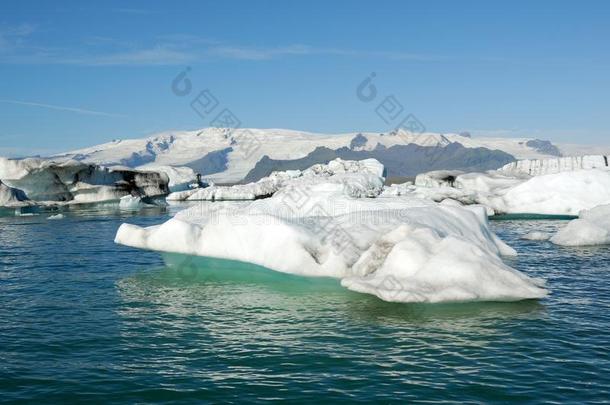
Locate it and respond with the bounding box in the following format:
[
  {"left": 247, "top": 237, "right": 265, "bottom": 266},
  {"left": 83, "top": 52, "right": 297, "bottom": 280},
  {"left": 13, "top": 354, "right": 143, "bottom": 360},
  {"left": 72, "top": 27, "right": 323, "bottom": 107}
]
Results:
[
  {"left": 0, "top": 23, "right": 36, "bottom": 51},
  {"left": 0, "top": 25, "right": 442, "bottom": 65},
  {"left": 207, "top": 44, "right": 441, "bottom": 62},
  {"left": 0, "top": 99, "right": 125, "bottom": 117},
  {"left": 80, "top": 46, "right": 194, "bottom": 66},
  {"left": 111, "top": 8, "right": 158, "bottom": 15}
]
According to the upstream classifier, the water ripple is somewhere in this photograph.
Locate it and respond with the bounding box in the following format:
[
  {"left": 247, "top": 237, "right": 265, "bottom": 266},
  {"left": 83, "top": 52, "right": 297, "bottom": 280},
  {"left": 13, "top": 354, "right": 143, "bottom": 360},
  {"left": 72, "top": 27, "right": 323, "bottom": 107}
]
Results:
[{"left": 0, "top": 214, "right": 609, "bottom": 402}]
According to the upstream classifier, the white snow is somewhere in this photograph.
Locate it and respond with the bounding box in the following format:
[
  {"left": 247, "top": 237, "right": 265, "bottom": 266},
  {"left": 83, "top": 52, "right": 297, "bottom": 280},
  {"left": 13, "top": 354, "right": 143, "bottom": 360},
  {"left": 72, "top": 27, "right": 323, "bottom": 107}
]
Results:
[
  {"left": 551, "top": 204, "right": 610, "bottom": 246},
  {"left": 50, "top": 127, "right": 605, "bottom": 184},
  {"left": 387, "top": 167, "right": 610, "bottom": 216},
  {"left": 493, "top": 169, "right": 610, "bottom": 215},
  {"left": 115, "top": 158, "right": 546, "bottom": 303}
]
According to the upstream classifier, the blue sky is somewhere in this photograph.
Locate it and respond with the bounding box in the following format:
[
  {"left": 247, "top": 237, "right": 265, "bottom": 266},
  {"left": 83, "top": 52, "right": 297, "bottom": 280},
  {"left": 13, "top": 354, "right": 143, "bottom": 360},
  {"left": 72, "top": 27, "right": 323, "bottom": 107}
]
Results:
[{"left": 1, "top": 0, "right": 609, "bottom": 156}]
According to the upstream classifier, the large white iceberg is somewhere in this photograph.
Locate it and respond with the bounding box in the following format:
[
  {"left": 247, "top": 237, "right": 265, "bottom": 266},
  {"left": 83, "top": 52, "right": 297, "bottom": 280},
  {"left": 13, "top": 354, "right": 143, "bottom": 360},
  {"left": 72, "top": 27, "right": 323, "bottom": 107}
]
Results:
[
  {"left": 115, "top": 158, "right": 546, "bottom": 303},
  {"left": 551, "top": 204, "right": 610, "bottom": 246}
]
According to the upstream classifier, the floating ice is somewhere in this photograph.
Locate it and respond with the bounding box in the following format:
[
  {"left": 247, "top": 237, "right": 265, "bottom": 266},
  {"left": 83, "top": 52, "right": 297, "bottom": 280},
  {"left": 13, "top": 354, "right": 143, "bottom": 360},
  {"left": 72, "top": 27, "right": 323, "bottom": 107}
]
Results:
[
  {"left": 388, "top": 168, "right": 610, "bottom": 216},
  {"left": 551, "top": 204, "right": 610, "bottom": 246},
  {"left": 115, "top": 159, "right": 546, "bottom": 303},
  {"left": 47, "top": 213, "right": 65, "bottom": 220},
  {"left": 521, "top": 231, "right": 552, "bottom": 241},
  {"left": 119, "top": 195, "right": 149, "bottom": 210},
  {"left": 0, "top": 157, "right": 169, "bottom": 207},
  {"left": 167, "top": 158, "right": 385, "bottom": 201}
]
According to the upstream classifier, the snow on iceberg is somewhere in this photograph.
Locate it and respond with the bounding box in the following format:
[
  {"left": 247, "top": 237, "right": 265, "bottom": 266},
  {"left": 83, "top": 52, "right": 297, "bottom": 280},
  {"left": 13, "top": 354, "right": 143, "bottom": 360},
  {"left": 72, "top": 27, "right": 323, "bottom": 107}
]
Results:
[
  {"left": 551, "top": 204, "right": 610, "bottom": 246},
  {"left": 115, "top": 158, "right": 546, "bottom": 303}
]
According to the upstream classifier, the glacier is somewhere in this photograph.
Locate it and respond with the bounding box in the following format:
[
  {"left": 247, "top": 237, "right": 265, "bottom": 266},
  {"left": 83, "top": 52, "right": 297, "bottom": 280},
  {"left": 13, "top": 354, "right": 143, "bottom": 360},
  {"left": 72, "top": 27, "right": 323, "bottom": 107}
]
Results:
[
  {"left": 499, "top": 155, "right": 609, "bottom": 176},
  {"left": 115, "top": 158, "right": 547, "bottom": 303}
]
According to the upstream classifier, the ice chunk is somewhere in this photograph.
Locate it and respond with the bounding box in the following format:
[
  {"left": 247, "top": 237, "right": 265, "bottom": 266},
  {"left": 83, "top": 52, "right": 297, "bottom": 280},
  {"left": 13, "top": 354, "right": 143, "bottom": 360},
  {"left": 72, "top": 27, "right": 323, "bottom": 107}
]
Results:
[
  {"left": 521, "top": 231, "right": 551, "bottom": 241},
  {"left": 495, "top": 169, "right": 610, "bottom": 215},
  {"left": 551, "top": 204, "right": 610, "bottom": 246},
  {"left": 47, "top": 213, "right": 65, "bottom": 220},
  {"left": 119, "top": 195, "right": 149, "bottom": 210},
  {"left": 342, "top": 224, "right": 546, "bottom": 303}
]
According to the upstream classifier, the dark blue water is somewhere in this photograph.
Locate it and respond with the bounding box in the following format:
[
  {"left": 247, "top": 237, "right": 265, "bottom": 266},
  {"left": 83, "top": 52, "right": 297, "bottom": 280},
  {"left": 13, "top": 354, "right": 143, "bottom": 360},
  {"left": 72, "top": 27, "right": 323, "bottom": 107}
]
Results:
[{"left": 1, "top": 208, "right": 609, "bottom": 402}]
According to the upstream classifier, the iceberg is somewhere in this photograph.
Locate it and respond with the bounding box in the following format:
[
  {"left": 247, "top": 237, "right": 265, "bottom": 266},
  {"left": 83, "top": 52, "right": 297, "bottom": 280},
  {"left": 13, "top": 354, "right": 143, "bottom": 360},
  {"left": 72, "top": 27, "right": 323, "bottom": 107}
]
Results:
[
  {"left": 0, "top": 157, "right": 170, "bottom": 207},
  {"left": 389, "top": 167, "right": 610, "bottom": 216},
  {"left": 115, "top": 158, "right": 546, "bottom": 303},
  {"left": 493, "top": 169, "right": 610, "bottom": 215},
  {"left": 167, "top": 158, "right": 385, "bottom": 201},
  {"left": 551, "top": 204, "right": 610, "bottom": 246}
]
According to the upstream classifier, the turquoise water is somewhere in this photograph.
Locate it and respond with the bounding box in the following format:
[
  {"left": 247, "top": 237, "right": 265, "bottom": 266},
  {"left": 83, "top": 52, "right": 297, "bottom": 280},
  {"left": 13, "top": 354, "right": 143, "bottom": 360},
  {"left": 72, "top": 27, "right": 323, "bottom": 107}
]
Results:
[{"left": 1, "top": 208, "right": 609, "bottom": 402}]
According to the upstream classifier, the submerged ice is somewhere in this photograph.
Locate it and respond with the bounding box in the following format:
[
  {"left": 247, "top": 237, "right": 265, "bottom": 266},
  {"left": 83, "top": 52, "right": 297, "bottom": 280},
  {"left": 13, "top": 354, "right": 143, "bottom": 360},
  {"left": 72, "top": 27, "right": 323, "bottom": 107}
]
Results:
[{"left": 115, "top": 158, "right": 547, "bottom": 303}]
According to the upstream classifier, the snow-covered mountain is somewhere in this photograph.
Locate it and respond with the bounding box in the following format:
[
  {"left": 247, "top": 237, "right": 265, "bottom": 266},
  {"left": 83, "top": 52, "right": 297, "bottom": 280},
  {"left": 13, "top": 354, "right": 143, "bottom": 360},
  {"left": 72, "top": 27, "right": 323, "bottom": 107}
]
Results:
[{"left": 52, "top": 127, "right": 610, "bottom": 183}]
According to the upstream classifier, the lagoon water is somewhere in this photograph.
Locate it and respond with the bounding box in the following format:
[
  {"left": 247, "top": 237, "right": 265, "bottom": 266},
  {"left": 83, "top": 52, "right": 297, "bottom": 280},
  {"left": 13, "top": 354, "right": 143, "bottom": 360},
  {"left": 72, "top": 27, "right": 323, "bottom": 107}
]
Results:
[{"left": 1, "top": 206, "right": 609, "bottom": 402}]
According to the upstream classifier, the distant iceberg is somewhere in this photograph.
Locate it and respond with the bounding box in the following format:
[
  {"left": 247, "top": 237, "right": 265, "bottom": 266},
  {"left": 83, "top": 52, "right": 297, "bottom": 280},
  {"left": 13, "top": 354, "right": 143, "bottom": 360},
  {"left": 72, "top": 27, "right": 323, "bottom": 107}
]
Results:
[
  {"left": 393, "top": 164, "right": 610, "bottom": 216},
  {"left": 551, "top": 204, "right": 610, "bottom": 246},
  {"left": 0, "top": 157, "right": 170, "bottom": 208}
]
